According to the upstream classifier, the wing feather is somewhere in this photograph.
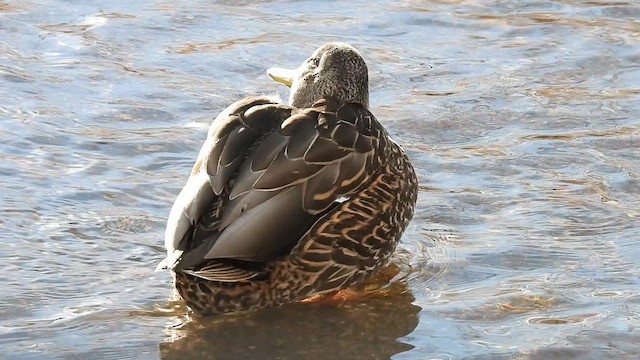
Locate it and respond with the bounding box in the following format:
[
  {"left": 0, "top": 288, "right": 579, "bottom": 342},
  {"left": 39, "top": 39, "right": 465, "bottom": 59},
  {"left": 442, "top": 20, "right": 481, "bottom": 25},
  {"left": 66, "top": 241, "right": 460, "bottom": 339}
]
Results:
[
  {"left": 302, "top": 161, "right": 341, "bottom": 214},
  {"left": 208, "top": 126, "right": 259, "bottom": 194},
  {"left": 253, "top": 148, "right": 324, "bottom": 190},
  {"left": 303, "top": 136, "right": 351, "bottom": 164},
  {"left": 182, "top": 261, "right": 265, "bottom": 282}
]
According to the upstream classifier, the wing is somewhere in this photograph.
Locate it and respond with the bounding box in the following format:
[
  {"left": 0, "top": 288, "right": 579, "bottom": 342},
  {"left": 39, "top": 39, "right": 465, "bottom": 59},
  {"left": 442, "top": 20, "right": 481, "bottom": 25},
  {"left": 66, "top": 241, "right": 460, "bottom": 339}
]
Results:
[
  {"left": 162, "top": 96, "right": 286, "bottom": 269},
  {"left": 163, "top": 96, "right": 381, "bottom": 278}
]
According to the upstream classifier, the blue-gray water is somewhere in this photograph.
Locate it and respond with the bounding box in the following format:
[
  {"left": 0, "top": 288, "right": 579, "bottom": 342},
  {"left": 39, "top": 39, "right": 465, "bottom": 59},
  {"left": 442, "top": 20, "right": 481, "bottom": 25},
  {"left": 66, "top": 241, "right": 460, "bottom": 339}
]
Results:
[{"left": 1, "top": 1, "right": 639, "bottom": 359}]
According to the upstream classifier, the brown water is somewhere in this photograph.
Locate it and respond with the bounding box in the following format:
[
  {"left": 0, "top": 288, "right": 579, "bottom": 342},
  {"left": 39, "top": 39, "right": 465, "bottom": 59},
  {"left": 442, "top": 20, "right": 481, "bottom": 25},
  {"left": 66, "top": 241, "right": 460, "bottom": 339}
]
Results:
[{"left": 1, "top": 0, "right": 639, "bottom": 359}]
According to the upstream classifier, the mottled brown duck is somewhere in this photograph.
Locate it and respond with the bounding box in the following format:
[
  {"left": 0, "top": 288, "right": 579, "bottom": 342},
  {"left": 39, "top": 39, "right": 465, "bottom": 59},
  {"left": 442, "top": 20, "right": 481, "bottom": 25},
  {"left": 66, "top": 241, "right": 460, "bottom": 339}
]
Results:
[{"left": 159, "top": 42, "right": 418, "bottom": 315}]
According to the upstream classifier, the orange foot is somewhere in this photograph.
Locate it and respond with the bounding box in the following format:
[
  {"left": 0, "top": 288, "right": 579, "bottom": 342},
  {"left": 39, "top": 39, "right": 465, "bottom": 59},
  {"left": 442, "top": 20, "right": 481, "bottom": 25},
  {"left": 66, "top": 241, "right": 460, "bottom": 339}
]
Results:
[
  {"left": 300, "top": 265, "right": 403, "bottom": 306},
  {"left": 301, "top": 288, "right": 371, "bottom": 306}
]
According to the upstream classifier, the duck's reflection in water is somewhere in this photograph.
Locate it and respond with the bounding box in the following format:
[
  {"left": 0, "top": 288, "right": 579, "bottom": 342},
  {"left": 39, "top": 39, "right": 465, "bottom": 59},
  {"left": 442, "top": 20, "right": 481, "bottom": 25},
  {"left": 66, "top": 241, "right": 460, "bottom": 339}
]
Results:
[{"left": 159, "top": 267, "right": 420, "bottom": 360}]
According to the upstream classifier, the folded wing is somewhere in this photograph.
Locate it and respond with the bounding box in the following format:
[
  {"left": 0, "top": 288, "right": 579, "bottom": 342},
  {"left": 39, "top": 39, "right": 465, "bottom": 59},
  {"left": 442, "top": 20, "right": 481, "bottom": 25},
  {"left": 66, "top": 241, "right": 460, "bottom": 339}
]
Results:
[{"left": 163, "top": 96, "right": 380, "bottom": 276}]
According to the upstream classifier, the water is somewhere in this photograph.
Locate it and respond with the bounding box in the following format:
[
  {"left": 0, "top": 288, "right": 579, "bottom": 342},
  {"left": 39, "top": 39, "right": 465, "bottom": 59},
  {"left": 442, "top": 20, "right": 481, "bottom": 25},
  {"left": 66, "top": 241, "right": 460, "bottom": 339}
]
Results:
[{"left": 1, "top": 0, "right": 639, "bottom": 358}]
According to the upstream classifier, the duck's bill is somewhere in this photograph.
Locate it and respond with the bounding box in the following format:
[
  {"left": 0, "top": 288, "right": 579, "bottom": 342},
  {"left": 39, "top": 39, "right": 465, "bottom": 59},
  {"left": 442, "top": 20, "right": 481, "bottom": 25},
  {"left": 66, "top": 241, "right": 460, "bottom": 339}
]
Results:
[{"left": 266, "top": 67, "right": 296, "bottom": 88}]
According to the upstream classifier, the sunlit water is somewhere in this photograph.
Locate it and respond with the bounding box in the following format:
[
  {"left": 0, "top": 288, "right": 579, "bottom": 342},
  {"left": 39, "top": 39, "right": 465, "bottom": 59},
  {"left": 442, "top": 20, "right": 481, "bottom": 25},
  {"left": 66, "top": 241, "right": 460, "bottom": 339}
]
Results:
[{"left": 1, "top": 0, "right": 639, "bottom": 359}]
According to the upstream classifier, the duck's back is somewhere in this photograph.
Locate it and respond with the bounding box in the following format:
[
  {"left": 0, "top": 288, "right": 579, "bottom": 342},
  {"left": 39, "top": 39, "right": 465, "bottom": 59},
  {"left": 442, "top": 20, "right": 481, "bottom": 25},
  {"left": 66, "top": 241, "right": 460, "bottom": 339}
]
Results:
[{"left": 164, "top": 95, "right": 390, "bottom": 268}]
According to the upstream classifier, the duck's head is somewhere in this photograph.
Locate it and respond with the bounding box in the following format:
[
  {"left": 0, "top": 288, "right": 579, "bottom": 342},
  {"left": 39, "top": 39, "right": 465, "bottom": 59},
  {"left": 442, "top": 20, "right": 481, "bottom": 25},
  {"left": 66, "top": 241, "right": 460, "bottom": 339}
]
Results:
[{"left": 267, "top": 42, "right": 369, "bottom": 109}]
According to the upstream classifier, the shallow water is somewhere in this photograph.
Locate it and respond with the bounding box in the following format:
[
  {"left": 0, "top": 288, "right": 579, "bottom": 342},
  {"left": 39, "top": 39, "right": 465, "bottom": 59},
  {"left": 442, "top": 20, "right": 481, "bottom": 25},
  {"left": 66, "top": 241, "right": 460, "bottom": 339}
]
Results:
[{"left": 1, "top": 0, "right": 639, "bottom": 359}]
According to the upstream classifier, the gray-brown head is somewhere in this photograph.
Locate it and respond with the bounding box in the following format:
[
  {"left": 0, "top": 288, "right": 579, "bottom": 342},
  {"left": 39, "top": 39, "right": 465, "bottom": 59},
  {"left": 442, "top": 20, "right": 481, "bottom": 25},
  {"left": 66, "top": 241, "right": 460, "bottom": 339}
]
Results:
[{"left": 267, "top": 42, "right": 369, "bottom": 109}]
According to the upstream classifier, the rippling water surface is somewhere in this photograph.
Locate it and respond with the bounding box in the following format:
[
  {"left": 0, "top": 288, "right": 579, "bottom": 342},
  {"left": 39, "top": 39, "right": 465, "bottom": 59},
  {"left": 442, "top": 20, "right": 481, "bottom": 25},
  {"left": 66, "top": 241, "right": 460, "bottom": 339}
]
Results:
[{"left": 1, "top": 0, "right": 639, "bottom": 359}]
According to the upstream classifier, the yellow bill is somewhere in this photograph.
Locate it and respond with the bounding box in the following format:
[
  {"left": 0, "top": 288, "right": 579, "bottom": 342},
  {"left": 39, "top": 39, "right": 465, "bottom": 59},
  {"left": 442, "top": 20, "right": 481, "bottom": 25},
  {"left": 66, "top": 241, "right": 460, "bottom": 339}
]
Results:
[{"left": 266, "top": 67, "right": 297, "bottom": 88}]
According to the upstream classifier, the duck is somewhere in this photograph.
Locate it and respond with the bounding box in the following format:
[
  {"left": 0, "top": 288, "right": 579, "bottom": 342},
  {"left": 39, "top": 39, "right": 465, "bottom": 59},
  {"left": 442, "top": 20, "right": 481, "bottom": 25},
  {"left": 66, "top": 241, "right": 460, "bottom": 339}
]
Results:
[{"left": 159, "top": 42, "right": 418, "bottom": 315}]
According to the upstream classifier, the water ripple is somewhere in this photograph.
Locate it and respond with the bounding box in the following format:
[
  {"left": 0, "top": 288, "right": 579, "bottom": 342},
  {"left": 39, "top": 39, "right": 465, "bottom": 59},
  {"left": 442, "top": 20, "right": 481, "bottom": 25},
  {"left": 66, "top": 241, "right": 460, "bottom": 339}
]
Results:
[{"left": 1, "top": 0, "right": 640, "bottom": 359}]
